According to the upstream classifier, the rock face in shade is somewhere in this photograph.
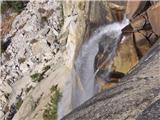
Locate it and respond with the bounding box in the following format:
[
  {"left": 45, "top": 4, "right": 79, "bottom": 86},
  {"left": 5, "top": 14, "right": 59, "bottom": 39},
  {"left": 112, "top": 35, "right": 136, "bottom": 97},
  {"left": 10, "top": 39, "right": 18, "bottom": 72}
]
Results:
[{"left": 62, "top": 39, "right": 160, "bottom": 120}]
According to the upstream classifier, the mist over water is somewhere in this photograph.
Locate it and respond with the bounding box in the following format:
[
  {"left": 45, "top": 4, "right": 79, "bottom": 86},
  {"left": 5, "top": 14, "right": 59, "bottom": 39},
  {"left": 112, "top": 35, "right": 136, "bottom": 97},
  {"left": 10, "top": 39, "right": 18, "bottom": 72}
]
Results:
[{"left": 58, "top": 18, "right": 129, "bottom": 119}]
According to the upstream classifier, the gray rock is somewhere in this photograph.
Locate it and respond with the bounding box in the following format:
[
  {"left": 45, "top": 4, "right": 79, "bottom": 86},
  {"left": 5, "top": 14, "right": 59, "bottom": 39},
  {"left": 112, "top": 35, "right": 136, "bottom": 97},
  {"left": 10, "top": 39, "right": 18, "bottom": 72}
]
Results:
[{"left": 137, "top": 99, "right": 160, "bottom": 120}]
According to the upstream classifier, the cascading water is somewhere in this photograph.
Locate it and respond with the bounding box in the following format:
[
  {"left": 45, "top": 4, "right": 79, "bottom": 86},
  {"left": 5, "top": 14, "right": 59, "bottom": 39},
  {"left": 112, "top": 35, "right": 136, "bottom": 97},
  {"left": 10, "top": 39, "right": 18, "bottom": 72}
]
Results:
[
  {"left": 72, "top": 17, "right": 129, "bottom": 108},
  {"left": 58, "top": 17, "right": 129, "bottom": 120}
]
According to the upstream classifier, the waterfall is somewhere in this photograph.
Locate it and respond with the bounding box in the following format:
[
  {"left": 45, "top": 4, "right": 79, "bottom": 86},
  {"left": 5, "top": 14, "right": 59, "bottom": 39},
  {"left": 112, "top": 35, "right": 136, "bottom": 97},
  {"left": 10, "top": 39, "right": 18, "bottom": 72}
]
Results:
[
  {"left": 58, "top": 17, "right": 129, "bottom": 120},
  {"left": 73, "top": 17, "right": 129, "bottom": 108}
]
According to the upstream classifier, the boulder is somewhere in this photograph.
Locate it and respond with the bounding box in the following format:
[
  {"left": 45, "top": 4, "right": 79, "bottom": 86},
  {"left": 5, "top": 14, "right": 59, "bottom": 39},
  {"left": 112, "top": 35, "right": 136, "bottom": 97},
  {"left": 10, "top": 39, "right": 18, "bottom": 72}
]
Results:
[
  {"left": 122, "top": 9, "right": 157, "bottom": 59},
  {"left": 147, "top": 3, "right": 160, "bottom": 35},
  {"left": 126, "top": 1, "right": 151, "bottom": 19},
  {"left": 133, "top": 32, "right": 151, "bottom": 56},
  {"left": 109, "top": 2, "right": 126, "bottom": 21},
  {"left": 113, "top": 36, "right": 139, "bottom": 73}
]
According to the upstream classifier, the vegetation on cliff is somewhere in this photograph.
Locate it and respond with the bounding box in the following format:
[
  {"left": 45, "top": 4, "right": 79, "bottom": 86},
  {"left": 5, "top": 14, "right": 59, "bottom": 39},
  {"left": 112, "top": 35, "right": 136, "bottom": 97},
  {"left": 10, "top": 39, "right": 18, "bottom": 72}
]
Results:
[
  {"left": 1, "top": 1, "right": 27, "bottom": 13},
  {"left": 43, "top": 85, "right": 61, "bottom": 120}
]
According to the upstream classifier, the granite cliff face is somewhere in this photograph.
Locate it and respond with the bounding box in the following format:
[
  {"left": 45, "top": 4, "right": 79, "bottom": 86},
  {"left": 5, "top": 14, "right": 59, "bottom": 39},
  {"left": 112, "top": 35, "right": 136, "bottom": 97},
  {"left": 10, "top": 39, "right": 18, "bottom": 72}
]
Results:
[
  {"left": 0, "top": 1, "right": 160, "bottom": 120},
  {"left": 63, "top": 1, "right": 160, "bottom": 119}
]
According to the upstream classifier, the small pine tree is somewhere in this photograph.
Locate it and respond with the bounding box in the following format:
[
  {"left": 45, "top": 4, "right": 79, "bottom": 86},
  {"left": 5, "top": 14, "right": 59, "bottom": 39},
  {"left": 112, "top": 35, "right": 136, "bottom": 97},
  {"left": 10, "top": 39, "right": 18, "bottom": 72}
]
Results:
[{"left": 43, "top": 85, "right": 61, "bottom": 120}]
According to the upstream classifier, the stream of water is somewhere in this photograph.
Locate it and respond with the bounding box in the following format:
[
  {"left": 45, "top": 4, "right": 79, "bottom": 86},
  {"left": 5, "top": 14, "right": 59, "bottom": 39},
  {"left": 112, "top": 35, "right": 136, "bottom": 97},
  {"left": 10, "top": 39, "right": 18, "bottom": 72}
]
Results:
[
  {"left": 73, "top": 18, "right": 129, "bottom": 108},
  {"left": 58, "top": 17, "right": 129, "bottom": 120}
]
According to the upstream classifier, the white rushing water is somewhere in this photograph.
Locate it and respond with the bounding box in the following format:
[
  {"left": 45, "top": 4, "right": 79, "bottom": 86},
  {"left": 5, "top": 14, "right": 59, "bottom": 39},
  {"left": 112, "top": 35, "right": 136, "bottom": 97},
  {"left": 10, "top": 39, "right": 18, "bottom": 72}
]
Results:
[
  {"left": 73, "top": 18, "right": 129, "bottom": 108},
  {"left": 58, "top": 17, "right": 129, "bottom": 120}
]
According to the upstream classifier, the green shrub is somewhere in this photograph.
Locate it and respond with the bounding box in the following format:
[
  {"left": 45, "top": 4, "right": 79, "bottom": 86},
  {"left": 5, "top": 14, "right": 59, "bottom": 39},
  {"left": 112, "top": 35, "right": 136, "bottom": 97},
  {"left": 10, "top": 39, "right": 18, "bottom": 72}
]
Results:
[
  {"left": 31, "top": 65, "right": 50, "bottom": 82},
  {"left": 1, "top": 1, "right": 8, "bottom": 14},
  {"left": 1, "top": 1, "right": 28, "bottom": 14},
  {"left": 43, "top": 65, "right": 51, "bottom": 72},
  {"left": 15, "top": 99, "right": 23, "bottom": 110},
  {"left": 43, "top": 85, "right": 61, "bottom": 120},
  {"left": 1, "top": 40, "right": 5, "bottom": 54},
  {"left": 25, "top": 86, "right": 33, "bottom": 93},
  {"left": 30, "top": 73, "right": 44, "bottom": 82}
]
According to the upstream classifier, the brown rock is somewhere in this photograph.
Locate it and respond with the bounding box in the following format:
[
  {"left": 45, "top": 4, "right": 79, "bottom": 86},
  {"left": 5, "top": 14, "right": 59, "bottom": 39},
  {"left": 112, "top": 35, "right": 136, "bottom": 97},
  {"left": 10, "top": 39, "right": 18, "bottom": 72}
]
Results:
[
  {"left": 1, "top": 14, "right": 17, "bottom": 39},
  {"left": 89, "top": 1, "right": 127, "bottom": 26},
  {"left": 122, "top": 12, "right": 152, "bottom": 34},
  {"left": 113, "top": 36, "right": 139, "bottom": 73},
  {"left": 130, "top": 13, "right": 146, "bottom": 31},
  {"left": 121, "top": 24, "right": 133, "bottom": 35},
  {"left": 147, "top": 3, "right": 160, "bottom": 35},
  {"left": 96, "top": 77, "right": 117, "bottom": 91},
  {"left": 108, "top": 2, "right": 126, "bottom": 21},
  {"left": 148, "top": 32, "right": 159, "bottom": 45},
  {"left": 133, "top": 32, "right": 151, "bottom": 57},
  {"left": 126, "top": 1, "right": 151, "bottom": 19},
  {"left": 109, "top": 2, "right": 125, "bottom": 11}
]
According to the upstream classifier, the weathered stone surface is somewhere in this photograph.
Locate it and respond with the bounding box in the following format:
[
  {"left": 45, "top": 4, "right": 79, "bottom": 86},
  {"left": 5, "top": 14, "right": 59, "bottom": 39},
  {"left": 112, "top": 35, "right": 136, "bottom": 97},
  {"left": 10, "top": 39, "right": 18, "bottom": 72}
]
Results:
[
  {"left": 130, "top": 13, "right": 147, "bottom": 31},
  {"left": 137, "top": 99, "right": 160, "bottom": 120},
  {"left": 1, "top": 13, "right": 17, "bottom": 39},
  {"left": 62, "top": 40, "right": 160, "bottom": 120},
  {"left": 113, "top": 36, "right": 139, "bottom": 74},
  {"left": 108, "top": 2, "right": 126, "bottom": 21},
  {"left": 61, "top": 1, "right": 89, "bottom": 68},
  {"left": 12, "top": 64, "right": 70, "bottom": 120},
  {"left": 0, "top": 0, "right": 63, "bottom": 119},
  {"left": 1, "top": 1, "right": 160, "bottom": 120},
  {"left": 147, "top": 3, "right": 160, "bottom": 35},
  {"left": 133, "top": 32, "right": 151, "bottom": 56},
  {"left": 62, "top": 1, "right": 127, "bottom": 68},
  {"left": 126, "top": 1, "right": 151, "bottom": 19},
  {"left": 122, "top": 7, "right": 158, "bottom": 59}
]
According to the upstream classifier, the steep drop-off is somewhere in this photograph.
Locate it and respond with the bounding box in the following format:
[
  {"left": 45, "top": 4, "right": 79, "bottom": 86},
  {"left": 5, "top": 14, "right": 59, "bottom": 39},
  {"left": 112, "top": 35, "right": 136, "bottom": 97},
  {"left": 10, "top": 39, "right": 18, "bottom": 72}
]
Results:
[{"left": 0, "top": 1, "right": 160, "bottom": 120}]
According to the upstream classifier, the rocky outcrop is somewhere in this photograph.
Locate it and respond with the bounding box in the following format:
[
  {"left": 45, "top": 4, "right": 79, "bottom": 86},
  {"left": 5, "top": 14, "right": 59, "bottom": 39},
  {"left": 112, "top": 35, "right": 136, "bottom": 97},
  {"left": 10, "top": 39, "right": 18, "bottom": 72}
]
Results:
[
  {"left": 1, "top": 1, "right": 160, "bottom": 120},
  {"left": 1, "top": 13, "right": 17, "bottom": 40},
  {"left": 98, "top": 0, "right": 160, "bottom": 92},
  {"left": 113, "top": 37, "right": 139, "bottom": 74},
  {"left": 62, "top": 1, "right": 160, "bottom": 119},
  {"left": 1, "top": 0, "right": 128, "bottom": 119},
  {"left": 62, "top": 39, "right": 160, "bottom": 120},
  {"left": 147, "top": 3, "right": 160, "bottom": 35},
  {"left": 126, "top": 1, "right": 151, "bottom": 19},
  {"left": 0, "top": 1, "right": 63, "bottom": 119}
]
